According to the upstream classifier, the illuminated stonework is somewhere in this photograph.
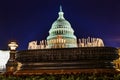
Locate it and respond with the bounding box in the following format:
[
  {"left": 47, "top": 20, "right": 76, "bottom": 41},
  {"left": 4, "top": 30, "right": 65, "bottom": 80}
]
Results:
[
  {"left": 8, "top": 6, "right": 118, "bottom": 75},
  {"left": 78, "top": 37, "right": 104, "bottom": 47},
  {"left": 47, "top": 6, "right": 77, "bottom": 48},
  {"left": 28, "top": 6, "right": 104, "bottom": 50}
]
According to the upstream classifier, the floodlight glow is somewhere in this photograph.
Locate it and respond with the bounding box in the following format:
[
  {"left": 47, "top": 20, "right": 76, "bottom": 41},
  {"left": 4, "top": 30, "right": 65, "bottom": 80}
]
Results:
[
  {"left": 0, "top": 50, "right": 10, "bottom": 65},
  {"left": 8, "top": 42, "right": 18, "bottom": 50}
]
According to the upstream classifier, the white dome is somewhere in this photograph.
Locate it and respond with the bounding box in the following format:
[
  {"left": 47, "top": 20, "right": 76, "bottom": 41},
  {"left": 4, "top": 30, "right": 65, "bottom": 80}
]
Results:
[
  {"left": 51, "top": 19, "right": 72, "bottom": 29},
  {"left": 47, "top": 6, "right": 77, "bottom": 48}
]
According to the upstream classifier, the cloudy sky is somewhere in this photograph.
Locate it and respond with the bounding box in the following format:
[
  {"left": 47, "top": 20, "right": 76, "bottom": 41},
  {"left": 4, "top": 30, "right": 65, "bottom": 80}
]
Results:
[{"left": 0, "top": 0, "right": 120, "bottom": 50}]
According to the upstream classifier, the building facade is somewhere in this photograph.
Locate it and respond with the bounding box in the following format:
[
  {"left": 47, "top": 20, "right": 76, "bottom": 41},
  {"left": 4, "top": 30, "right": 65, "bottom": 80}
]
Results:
[
  {"left": 6, "top": 6, "right": 119, "bottom": 75},
  {"left": 28, "top": 6, "right": 104, "bottom": 50}
]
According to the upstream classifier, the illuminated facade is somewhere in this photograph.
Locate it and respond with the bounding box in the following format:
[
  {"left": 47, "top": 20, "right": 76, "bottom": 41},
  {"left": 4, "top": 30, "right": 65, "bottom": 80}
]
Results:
[
  {"left": 47, "top": 6, "right": 77, "bottom": 48},
  {"left": 0, "top": 50, "right": 9, "bottom": 73},
  {"left": 28, "top": 6, "right": 104, "bottom": 50},
  {"left": 6, "top": 6, "right": 118, "bottom": 75}
]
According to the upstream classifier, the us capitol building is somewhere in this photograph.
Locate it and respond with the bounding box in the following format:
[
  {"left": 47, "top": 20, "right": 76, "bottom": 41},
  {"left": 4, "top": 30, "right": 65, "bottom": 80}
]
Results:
[
  {"left": 6, "top": 6, "right": 118, "bottom": 75},
  {"left": 28, "top": 6, "right": 104, "bottom": 49}
]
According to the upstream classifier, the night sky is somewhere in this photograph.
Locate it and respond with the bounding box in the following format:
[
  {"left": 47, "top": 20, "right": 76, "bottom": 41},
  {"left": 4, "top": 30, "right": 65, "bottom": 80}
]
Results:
[{"left": 0, "top": 0, "right": 120, "bottom": 50}]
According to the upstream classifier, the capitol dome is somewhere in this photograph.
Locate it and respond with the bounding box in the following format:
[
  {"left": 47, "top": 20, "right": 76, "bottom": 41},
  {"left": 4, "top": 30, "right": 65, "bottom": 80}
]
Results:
[
  {"left": 47, "top": 6, "right": 77, "bottom": 48},
  {"left": 51, "top": 19, "right": 72, "bottom": 31}
]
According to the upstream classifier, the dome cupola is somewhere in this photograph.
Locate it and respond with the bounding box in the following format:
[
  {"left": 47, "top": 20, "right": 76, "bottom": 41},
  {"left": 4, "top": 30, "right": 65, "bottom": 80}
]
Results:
[{"left": 47, "top": 6, "right": 77, "bottom": 48}]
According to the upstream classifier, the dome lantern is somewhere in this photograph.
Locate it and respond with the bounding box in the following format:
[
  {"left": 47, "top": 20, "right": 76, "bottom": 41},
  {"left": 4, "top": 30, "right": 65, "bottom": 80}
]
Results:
[{"left": 58, "top": 5, "right": 65, "bottom": 20}]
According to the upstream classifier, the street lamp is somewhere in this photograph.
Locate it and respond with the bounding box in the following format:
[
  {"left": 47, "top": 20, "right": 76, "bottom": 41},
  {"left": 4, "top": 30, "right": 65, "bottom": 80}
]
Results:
[
  {"left": 6, "top": 41, "right": 18, "bottom": 73},
  {"left": 8, "top": 42, "right": 18, "bottom": 50}
]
